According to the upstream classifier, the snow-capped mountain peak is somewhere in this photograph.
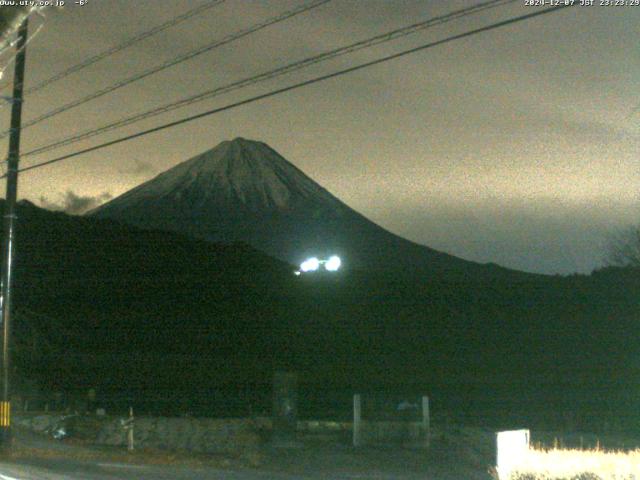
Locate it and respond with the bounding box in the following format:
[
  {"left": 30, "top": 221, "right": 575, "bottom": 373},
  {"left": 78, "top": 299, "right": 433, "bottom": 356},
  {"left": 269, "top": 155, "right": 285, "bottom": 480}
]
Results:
[
  {"left": 115, "top": 137, "right": 339, "bottom": 213},
  {"left": 90, "top": 137, "right": 515, "bottom": 278}
]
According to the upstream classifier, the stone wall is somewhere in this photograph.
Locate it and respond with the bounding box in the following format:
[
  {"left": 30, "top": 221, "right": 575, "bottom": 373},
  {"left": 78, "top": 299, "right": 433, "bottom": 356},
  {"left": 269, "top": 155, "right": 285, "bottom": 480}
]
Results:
[
  {"left": 13, "top": 413, "right": 69, "bottom": 435},
  {"left": 14, "top": 414, "right": 427, "bottom": 451},
  {"left": 96, "top": 416, "right": 265, "bottom": 453},
  {"left": 15, "top": 414, "right": 266, "bottom": 453},
  {"left": 357, "top": 420, "right": 427, "bottom": 445}
]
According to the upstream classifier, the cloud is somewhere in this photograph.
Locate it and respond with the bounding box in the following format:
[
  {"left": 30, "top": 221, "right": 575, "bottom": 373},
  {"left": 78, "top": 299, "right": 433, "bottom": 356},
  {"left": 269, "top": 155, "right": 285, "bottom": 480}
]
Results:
[
  {"left": 119, "top": 160, "right": 156, "bottom": 176},
  {"left": 38, "top": 190, "right": 113, "bottom": 215},
  {"left": 133, "top": 160, "right": 155, "bottom": 174}
]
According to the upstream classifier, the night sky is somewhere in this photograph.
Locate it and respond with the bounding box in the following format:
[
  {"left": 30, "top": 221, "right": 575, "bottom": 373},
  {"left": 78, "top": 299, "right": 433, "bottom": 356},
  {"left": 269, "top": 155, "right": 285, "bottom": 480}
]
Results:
[{"left": 0, "top": 0, "right": 637, "bottom": 275}]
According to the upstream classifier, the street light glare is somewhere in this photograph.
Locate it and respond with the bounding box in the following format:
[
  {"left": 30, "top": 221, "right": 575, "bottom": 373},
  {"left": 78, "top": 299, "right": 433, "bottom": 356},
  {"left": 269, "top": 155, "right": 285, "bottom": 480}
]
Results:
[
  {"left": 325, "top": 255, "right": 341, "bottom": 271},
  {"left": 300, "top": 257, "right": 320, "bottom": 272}
]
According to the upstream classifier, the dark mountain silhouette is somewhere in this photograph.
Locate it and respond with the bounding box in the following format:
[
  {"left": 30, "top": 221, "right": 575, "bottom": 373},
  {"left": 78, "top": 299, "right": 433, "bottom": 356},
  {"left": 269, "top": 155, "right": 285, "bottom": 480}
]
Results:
[
  {"left": 89, "top": 137, "right": 526, "bottom": 279},
  {"left": 3, "top": 200, "right": 639, "bottom": 427},
  {"left": 6, "top": 200, "right": 291, "bottom": 397}
]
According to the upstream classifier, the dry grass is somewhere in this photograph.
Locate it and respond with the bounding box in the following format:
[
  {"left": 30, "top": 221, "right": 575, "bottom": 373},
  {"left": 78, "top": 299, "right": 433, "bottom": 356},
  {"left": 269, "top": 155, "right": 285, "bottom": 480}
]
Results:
[{"left": 510, "top": 446, "right": 640, "bottom": 479}]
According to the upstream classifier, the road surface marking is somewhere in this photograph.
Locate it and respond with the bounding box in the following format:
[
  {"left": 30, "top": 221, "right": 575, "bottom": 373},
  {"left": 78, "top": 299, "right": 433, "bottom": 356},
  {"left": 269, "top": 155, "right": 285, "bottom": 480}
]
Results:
[{"left": 0, "top": 473, "right": 20, "bottom": 480}]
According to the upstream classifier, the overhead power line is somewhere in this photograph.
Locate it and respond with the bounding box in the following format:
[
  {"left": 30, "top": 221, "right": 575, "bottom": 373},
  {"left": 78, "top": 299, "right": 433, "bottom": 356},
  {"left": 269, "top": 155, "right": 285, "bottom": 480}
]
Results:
[
  {"left": 1, "top": 0, "right": 226, "bottom": 96},
  {"left": 7, "top": 4, "right": 576, "bottom": 178},
  {"left": 0, "top": 0, "right": 331, "bottom": 141},
  {"left": 23, "top": 0, "right": 515, "bottom": 159}
]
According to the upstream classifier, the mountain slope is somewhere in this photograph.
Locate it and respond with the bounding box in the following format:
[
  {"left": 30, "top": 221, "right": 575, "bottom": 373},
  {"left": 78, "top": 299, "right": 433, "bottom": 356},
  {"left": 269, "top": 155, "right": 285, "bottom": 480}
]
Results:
[
  {"left": 0, "top": 200, "right": 300, "bottom": 403},
  {"left": 89, "top": 137, "right": 523, "bottom": 279},
  {"left": 6, "top": 201, "right": 639, "bottom": 425}
]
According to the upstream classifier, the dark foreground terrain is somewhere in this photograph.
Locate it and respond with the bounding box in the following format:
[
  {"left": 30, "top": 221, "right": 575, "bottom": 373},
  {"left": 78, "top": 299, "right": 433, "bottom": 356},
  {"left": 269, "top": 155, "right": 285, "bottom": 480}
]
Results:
[
  {"left": 1, "top": 424, "right": 496, "bottom": 480},
  {"left": 4, "top": 200, "right": 640, "bottom": 433},
  {"left": 5, "top": 424, "right": 640, "bottom": 480}
]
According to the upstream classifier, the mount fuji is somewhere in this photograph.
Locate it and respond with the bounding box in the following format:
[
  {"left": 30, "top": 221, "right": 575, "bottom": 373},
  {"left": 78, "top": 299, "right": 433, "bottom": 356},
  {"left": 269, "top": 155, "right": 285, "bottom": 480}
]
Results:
[{"left": 89, "top": 137, "right": 518, "bottom": 278}]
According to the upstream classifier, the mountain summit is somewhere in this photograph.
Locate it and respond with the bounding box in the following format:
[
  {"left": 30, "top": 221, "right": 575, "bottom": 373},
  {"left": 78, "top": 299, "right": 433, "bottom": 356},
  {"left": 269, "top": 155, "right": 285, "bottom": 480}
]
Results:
[{"left": 90, "top": 138, "right": 516, "bottom": 278}]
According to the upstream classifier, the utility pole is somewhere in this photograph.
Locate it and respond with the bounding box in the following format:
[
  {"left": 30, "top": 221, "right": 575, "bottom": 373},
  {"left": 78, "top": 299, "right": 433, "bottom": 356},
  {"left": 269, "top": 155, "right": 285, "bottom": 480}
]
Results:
[{"left": 0, "top": 17, "right": 28, "bottom": 446}]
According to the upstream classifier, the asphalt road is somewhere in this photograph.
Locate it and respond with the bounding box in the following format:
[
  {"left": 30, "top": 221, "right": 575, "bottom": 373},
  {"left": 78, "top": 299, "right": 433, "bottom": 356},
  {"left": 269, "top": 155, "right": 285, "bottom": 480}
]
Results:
[
  {"left": 1, "top": 426, "right": 490, "bottom": 479},
  {"left": 0, "top": 459, "right": 314, "bottom": 480},
  {"left": 0, "top": 457, "right": 460, "bottom": 480}
]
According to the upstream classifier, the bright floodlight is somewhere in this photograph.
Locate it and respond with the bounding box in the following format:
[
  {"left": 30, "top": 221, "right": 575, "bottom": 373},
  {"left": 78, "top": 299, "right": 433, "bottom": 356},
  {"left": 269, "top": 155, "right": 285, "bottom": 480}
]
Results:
[
  {"left": 325, "top": 255, "right": 341, "bottom": 271},
  {"left": 300, "top": 257, "right": 320, "bottom": 272}
]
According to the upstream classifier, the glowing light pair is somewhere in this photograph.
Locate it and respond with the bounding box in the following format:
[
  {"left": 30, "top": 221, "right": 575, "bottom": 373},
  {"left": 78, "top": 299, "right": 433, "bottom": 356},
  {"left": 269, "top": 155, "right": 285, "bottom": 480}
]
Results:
[{"left": 297, "top": 255, "right": 341, "bottom": 274}]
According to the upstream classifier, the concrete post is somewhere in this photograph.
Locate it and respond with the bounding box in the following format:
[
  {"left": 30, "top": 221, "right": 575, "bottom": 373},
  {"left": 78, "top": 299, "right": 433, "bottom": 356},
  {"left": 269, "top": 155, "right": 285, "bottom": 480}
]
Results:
[
  {"left": 127, "top": 407, "right": 134, "bottom": 452},
  {"left": 353, "top": 394, "right": 361, "bottom": 447},
  {"left": 272, "top": 371, "right": 298, "bottom": 447},
  {"left": 422, "top": 395, "right": 430, "bottom": 446}
]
